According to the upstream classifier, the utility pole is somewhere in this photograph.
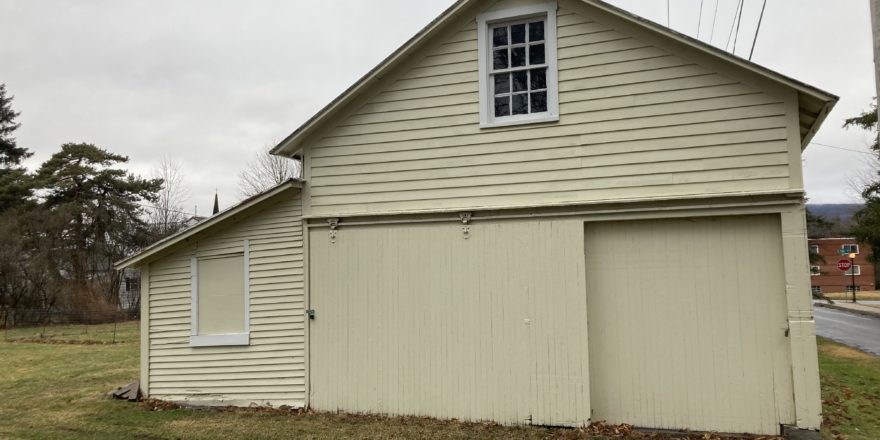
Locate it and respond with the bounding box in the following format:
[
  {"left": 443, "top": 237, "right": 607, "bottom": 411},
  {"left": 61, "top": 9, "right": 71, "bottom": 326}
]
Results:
[{"left": 871, "top": 0, "right": 880, "bottom": 127}]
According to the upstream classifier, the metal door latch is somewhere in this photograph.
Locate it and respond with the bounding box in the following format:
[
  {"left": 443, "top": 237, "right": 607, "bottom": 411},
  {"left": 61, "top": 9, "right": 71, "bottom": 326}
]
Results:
[{"left": 306, "top": 309, "right": 316, "bottom": 320}]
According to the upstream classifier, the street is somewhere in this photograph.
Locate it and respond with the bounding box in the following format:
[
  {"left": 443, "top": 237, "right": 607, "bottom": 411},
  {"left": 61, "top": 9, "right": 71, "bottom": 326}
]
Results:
[{"left": 814, "top": 306, "right": 880, "bottom": 356}]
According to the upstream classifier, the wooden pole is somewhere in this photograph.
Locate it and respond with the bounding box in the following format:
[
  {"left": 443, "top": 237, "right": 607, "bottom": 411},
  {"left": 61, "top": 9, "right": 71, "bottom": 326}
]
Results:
[{"left": 871, "top": 0, "right": 880, "bottom": 130}]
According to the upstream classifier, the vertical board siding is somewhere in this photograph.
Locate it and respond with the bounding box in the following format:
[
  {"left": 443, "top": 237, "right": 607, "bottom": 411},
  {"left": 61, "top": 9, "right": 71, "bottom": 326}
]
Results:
[
  {"left": 584, "top": 215, "right": 793, "bottom": 435},
  {"left": 147, "top": 193, "right": 305, "bottom": 406},
  {"left": 304, "top": 0, "right": 794, "bottom": 216},
  {"left": 309, "top": 219, "right": 590, "bottom": 426}
]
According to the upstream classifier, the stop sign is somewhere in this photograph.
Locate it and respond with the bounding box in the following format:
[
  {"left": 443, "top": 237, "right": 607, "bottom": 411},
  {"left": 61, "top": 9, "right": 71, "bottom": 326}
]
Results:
[{"left": 838, "top": 259, "right": 853, "bottom": 271}]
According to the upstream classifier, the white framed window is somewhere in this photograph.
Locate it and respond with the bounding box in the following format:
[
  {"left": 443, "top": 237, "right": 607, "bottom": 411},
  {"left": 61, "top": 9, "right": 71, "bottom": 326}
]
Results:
[
  {"left": 811, "top": 286, "right": 822, "bottom": 295},
  {"left": 810, "top": 266, "right": 821, "bottom": 276},
  {"left": 845, "top": 265, "right": 861, "bottom": 276},
  {"left": 846, "top": 285, "right": 862, "bottom": 293},
  {"left": 477, "top": 1, "right": 559, "bottom": 128},
  {"left": 809, "top": 245, "right": 819, "bottom": 255},
  {"left": 842, "top": 244, "right": 859, "bottom": 254},
  {"left": 190, "top": 240, "right": 250, "bottom": 347}
]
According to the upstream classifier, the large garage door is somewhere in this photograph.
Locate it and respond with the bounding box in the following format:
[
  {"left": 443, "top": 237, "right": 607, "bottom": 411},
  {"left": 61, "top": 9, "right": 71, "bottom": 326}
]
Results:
[
  {"left": 309, "top": 219, "right": 591, "bottom": 427},
  {"left": 585, "top": 215, "right": 793, "bottom": 435}
]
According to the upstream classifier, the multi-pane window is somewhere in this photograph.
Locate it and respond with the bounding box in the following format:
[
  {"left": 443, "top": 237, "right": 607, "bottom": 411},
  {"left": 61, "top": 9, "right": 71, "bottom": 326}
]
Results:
[
  {"left": 809, "top": 245, "right": 819, "bottom": 254},
  {"left": 810, "top": 266, "right": 820, "bottom": 276},
  {"left": 811, "top": 286, "right": 822, "bottom": 295},
  {"left": 490, "top": 20, "right": 548, "bottom": 117},
  {"left": 845, "top": 265, "right": 861, "bottom": 276},
  {"left": 841, "top": 244, "right": 859, "bottom": 254},
  {"left": 477, "top": 3, "right": 558, "bottom": 127}
]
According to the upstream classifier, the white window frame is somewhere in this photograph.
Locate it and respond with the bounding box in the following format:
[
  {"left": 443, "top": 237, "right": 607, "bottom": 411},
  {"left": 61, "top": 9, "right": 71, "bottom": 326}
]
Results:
[
  {"left": 810, "top": 266, "right": 821, "bottom": 276},
  {"left": 809, "top": 245, "right": 819, "bottom": 254},
  {"left": 842, "top": 244, "right": 860, "bottom": 254},
  {"left": 811, "top": 286, "right": 822, "bottom": 294},
  {"left": 845, "top": 265, "right": 861, "bottom": 276},
  {"left": 190, "top": 240, "right": 250, "bottom": 347},
  {"left": 477, "top": 1, "right": 559, "bottom": 128}
]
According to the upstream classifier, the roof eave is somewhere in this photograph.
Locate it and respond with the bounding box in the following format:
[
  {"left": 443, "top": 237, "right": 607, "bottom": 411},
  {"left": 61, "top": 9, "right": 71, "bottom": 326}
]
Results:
[
  {"left": 269, "top": 0, "right": 477, "bottom": 158},
  {"left": 114, "top": 179, "right": 302, "bottom": 270},
  {"left": 579, "top": 0, "right": 838, "bottom": 104},
  {"left": 271, "top": 0, "right": 839, "bottom": 158}
]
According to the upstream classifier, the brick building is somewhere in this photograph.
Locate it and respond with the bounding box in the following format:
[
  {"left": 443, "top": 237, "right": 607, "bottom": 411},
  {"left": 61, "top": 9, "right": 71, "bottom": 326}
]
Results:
[{"left": 809, "top": 238, "right": 875, "bottom": 294}]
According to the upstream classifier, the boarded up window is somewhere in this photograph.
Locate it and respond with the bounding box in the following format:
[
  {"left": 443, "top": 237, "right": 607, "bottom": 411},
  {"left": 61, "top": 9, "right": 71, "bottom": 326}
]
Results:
[{"left": 197, "top": 255, "right": 245, "bottom": 335}]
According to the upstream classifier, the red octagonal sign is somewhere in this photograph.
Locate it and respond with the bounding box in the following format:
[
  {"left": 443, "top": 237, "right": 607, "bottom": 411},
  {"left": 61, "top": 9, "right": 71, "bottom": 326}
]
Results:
[{"left": 838, "top": 259, "right": 853, "bottom": 271}]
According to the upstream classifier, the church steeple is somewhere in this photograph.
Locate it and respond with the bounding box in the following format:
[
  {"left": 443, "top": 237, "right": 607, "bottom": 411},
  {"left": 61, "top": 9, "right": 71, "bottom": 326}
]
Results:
[{"left": 212, "top": 190, "right": 219, "bottom": 215}]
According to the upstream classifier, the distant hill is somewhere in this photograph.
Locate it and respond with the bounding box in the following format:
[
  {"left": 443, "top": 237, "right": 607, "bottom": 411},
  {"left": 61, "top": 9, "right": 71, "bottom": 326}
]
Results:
[
  {"left": 807, "top": 204, "right": 863, "bottom": 225},
  {"left": 806, "top": 204, "right": 862, "bottom": 238}
]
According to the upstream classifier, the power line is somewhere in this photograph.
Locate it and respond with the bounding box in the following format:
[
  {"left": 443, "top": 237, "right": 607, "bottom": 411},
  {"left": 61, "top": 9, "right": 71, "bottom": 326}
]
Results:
[
  {"left": 724, "top": 0, "right": 743, "bottom": 51},
  {"left": 709, "top": 0, "right": 720, "bottom": 44},
  {"left": 731, "top": 0, "right": 746, "bottom": 53},
  {"left": 696, "top": 0, "right": 705, "bottom": 39},
  {"left": 810, "top": 142, "right": 876, "bottom": 157},
  {"left": 748, "top": 0, "right": 768, "bottom": 61}
]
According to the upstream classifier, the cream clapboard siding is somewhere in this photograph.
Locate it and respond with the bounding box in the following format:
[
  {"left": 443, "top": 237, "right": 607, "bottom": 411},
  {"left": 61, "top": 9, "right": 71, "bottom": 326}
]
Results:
[
  {"left": 146, "top": 192, "right": 305, "bottom": 406},
  {"left": 303, "top": 0, "right": 796, "bottom": 217},
  {"left": 584, "top": 215, "right": 793, "bottom": 435},
  {"left": 309, "top": 219, "right": 591, "bottom": 427}
]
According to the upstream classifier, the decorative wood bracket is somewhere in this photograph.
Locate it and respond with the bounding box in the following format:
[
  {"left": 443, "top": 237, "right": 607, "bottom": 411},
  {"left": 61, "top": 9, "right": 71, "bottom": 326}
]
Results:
[
  {"left": 459, "top": 212, "right": 472, "bottom": 239},
  {"left": 327, "top": 218, "right": 340, "bottom": 244}
]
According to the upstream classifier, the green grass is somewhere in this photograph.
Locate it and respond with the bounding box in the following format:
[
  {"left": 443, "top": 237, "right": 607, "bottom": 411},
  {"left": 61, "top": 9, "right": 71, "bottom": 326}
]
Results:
[
  {"left": 1, "top": 324, "right": 877, "bottom": 439},
  {"left": 817, "top": 338, "right": 880, "bottom": 440}
]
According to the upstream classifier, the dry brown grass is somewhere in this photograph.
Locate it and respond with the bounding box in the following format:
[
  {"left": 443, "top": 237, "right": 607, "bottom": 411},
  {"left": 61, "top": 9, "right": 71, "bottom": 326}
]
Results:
[
  {"left": 823, "top": 291, "right": 880, "bottom": 301},
  {"left": 818, "top": 340, "right": 877, "bottom": 361}
]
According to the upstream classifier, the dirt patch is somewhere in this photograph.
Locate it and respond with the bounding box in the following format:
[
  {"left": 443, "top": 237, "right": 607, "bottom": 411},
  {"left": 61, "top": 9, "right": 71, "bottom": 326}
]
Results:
[{"left": 819, "top": 342, "right": 877, "bottom": 361}]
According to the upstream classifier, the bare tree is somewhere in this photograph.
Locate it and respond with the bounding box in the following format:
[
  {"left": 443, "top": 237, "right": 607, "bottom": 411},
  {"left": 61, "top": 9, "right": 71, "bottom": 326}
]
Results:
[
  {"left": 149, "top": 155, "right": 190, "bottom": 237},
  {"left": 238, "top": 144, "right": 301, "bottom": 197}
]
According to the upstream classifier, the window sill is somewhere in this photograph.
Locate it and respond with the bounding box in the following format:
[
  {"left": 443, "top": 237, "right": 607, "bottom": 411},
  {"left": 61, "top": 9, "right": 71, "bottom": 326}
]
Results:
[
  {"left": 480, "top": 114, "right": 559, "bottom": 129},
  {"left": 190, "top": 333, "right": 250, "bottom": 347}
]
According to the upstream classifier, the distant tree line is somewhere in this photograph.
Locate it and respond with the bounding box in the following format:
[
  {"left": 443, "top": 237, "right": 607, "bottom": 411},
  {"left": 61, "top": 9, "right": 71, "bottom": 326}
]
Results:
[
  {"left": 0, "top": 84, "right": 167, "bottom": 324},
  {"left": 0, "top": 83, "right": 301, "bottom": 326}
]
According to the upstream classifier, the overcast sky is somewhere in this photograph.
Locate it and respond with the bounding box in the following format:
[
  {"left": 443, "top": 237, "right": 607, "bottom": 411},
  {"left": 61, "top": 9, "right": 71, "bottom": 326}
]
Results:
[{"left": 0, "top": 0, "right": 874, "bottom": 214}]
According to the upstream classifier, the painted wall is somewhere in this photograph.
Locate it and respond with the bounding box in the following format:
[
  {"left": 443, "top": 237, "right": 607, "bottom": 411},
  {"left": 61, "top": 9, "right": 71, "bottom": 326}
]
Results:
[
  {"left": 809, "top": 238, "right": 876, "bottom": 293},
  {"left": 302, "top": 0, "right": 801, "bottom": 217},
  {"left": 585, "top": 215, "right": 793, "bottom": 435},
  {"left": 308, "top": 219, "right": 591, "bottom": 427},
  {"left": 142, "top": 191, "right": 305, "bottom": 407}
]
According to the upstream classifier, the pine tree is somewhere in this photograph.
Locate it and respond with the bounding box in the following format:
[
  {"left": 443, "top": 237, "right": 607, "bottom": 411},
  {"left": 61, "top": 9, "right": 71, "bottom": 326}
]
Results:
[
  {"left": 0, "top": 84, "right": 33, "bottom": 212},
  {"left": 36, "top": 143, "right": 162, "bottom": 304}
]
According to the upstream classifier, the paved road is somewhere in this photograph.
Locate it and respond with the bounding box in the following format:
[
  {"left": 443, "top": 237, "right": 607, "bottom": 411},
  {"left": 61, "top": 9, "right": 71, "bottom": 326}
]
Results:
[{"left": 814, "top": 306, "right": 880, "bottom": 356}]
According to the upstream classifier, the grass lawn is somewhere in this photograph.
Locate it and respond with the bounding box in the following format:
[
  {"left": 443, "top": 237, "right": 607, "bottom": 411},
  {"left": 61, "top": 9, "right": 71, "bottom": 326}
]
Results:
[
  {"left": 817, "top": 338, "right": 880, "bottom": 440},
  {"left": 1, "top": 324, "right": 878, "bottom": 439}
]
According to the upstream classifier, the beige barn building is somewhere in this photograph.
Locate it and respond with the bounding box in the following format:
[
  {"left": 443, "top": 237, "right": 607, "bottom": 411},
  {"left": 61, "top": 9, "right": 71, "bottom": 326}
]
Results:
[{"left": 118, "top": 0, "right": 837, "bottom": 436}]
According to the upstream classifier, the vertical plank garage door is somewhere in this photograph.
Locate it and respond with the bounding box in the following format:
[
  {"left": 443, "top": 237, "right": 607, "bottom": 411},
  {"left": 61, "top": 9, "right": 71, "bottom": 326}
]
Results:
[
  {"left": 308, "top": 219, "right": 591, "bottom": 426},
  {"left": 584, "top": 215, "right": 793, "bottom": 435}
]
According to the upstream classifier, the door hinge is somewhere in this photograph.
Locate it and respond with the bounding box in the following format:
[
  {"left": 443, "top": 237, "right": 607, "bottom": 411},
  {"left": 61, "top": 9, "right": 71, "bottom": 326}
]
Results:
[
  {"left": 459, "top": 212, "right": 472, "bottom": 239},
  {"left": 327, "top": 218, "right": 339, "bottom": 244}
]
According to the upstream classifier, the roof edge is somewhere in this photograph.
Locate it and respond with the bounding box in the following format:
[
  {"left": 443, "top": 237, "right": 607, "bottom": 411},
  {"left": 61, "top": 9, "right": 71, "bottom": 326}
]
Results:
[
  {"left": 271, "top": 0, "right": 839, "bottom": 158},
  {"left": 579, "top": 0, "right": 838, "bottom": 103},
  {"left": 270, "top": 0, "right": 476, "bottom": 157},
  {"left": 115, "top": 179, "right": 302, "bottom": 270}
]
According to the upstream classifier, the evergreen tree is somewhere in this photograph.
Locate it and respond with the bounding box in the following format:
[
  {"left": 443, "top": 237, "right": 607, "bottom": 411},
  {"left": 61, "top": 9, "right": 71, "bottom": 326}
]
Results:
[
  {"left": 846, "top": 100, "right": 880, "bottom": 261},
  {"left": 0, "top": 84, "right": 33, "bottom": 212},
  {"left": 35, "top": 143, "right": 162, "bottom": 305}
]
